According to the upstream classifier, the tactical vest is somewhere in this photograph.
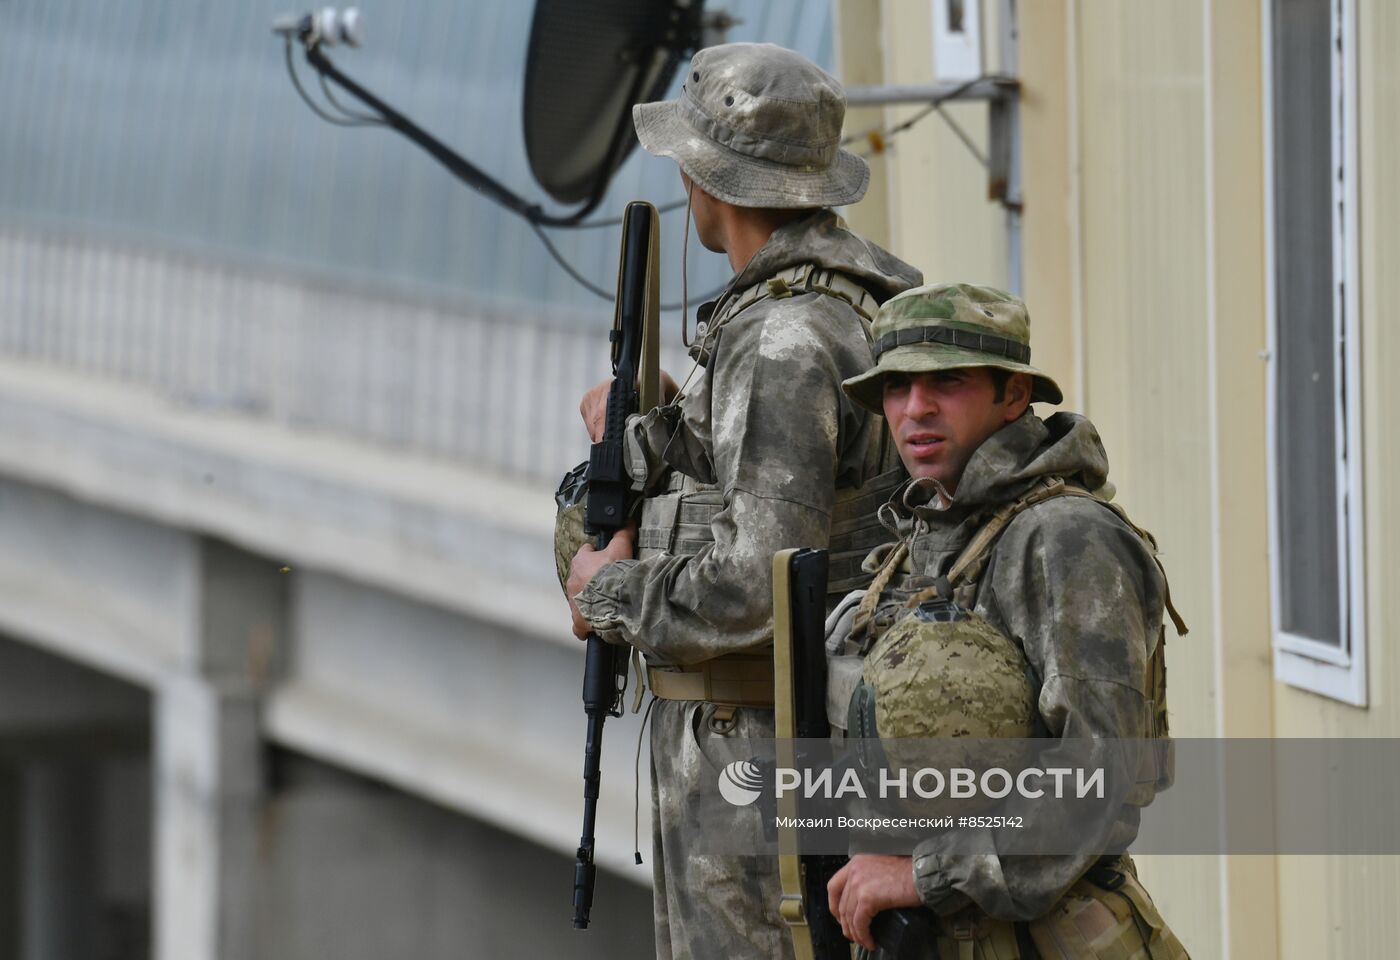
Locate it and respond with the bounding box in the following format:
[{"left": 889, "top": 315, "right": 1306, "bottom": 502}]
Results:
[
  {"left": 854, "top": 476, "right": 1186, "bottom": 788},
  {"left": 637, "top": 466, "right": 902, "bottom": 596},
  {"left": 847, "top": 477, "right": 1191, "bottom": 960},
  {"left": 642, "top": 262, "right": 905, "bottom": 708}
]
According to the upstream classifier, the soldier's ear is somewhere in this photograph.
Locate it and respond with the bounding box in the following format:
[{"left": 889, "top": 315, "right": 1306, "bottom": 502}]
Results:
[{"left": 1003, "top": 373, "right": 1033, "bottom": 420}]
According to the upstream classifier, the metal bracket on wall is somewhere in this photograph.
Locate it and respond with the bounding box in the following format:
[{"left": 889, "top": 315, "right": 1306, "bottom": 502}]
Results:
[
  {"left": 844, "top": 77, "right": 1020, "bottom": 209},
  {"left": 841, "top": 0, "right": 1024, "bottom": 294}
]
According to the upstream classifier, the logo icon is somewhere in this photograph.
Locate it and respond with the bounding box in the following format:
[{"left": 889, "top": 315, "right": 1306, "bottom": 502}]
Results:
[{"left": 718, "top": 759, "right": 765, "bottom": 806}]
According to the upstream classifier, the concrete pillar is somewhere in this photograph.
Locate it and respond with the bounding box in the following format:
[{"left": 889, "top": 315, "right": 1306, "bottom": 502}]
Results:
[{"left": 154, "top": 539, "right": 286, "bottom": 960}]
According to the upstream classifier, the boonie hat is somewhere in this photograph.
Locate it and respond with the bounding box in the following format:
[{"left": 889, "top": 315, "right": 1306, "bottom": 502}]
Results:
[
  {"left": 632, "top": 42, "right": 869, "bottom": 209},
  {"left": 842, "top": 282, "right": 1063, "bottom": 412}
]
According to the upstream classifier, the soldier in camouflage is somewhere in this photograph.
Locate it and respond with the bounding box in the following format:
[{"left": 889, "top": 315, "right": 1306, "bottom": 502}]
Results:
[
  {"left": 826, "top": 283, "right": 1191, "bottom": 958},
  {"left": 565, "top": 42, "right": 921, "bottom": 960}
]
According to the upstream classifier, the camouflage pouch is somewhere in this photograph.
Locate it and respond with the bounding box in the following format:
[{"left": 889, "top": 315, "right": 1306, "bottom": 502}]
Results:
[{"left": 1027, "top": 858, "right": 1190, "bottom": 960}]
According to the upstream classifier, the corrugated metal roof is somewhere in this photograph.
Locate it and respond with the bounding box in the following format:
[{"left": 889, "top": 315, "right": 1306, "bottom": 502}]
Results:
[{"left": 0, "top": 0, "right": 833, "bottom": 320}]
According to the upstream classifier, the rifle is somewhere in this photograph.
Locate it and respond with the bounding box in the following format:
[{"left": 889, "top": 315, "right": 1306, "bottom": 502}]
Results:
[
  {"left": 773, "top": 548, "right": 850, "bottom": 958},
  {"left": 572, "top": 201, "right": 660, "bottom": 930},
  {"left": 772, "top": 548, "right": 941, "bottom": 960}
]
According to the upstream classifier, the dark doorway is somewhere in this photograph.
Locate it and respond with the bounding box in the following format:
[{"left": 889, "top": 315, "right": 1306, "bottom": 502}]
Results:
[{"left": 0, "top": 636, "right": 152, "bottom": 960}]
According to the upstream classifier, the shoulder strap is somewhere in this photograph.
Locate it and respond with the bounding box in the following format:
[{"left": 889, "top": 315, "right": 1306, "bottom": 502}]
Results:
[
  {"left": 904, "top": 475, "right": 1186, "bottom": 789},
  {"left": 902, "top": 477, "right": 1188, "bottom": 637},
  {"left": 851, "top": 538, "right": 910, "bottom": 638},
  {"left": 711, "top": 262, "right": 882, "bottom": 336},
  {"left": 947, "top": 477, "right": 1087, "bottom": 589}
]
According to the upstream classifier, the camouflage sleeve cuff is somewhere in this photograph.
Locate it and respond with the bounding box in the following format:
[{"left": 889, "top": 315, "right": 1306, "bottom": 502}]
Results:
[
  {"left": 912, "top": 849, "right": 974, "bottom": 916},
  {"left": 574, "top": 559, "right": 638, "bottom": 639},
  {"left": 625, "top": 406, "right": 682, "bottom": 493}
]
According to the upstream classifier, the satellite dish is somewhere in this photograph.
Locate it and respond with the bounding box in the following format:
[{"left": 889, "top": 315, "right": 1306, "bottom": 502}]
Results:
[{"left": 524, "top": 0, "right": 705, "bottom": 207}]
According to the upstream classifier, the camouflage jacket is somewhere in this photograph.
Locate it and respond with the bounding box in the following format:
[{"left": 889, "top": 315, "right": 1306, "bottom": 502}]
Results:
[
  {"left": 881, "top": 412, "right": 1170, "bottom": 920},
  {"left": 575, "top": 209, "right": 921, "bottom": 663}
]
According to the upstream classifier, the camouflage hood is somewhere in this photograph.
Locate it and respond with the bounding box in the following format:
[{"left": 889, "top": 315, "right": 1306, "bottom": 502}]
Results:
[
  {"left": 721, "top": 208, "right": 923, "bottom": 307},
  {"left": 889, "top": 411, "right": 1112, "bottom": 530}
]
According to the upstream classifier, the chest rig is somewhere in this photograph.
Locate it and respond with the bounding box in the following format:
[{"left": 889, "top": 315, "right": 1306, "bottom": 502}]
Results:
[
  {"left": 836, "top": 478, "right": 1191, "bottom": 960},
  {"left": 641, "top": 262, "right": 904, "bottom": 709},
  {"left": 853, "top": 476, "right": 1188, "bottom": 786}
]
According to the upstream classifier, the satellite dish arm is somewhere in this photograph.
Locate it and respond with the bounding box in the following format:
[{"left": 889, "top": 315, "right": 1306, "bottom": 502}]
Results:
[{"left": 303, "top": 44, "right": 605, "bottom": 227}]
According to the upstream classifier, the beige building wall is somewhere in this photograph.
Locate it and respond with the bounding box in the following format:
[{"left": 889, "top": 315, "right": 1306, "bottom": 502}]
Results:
[
  {"left": 835, "top": 0, "right": 893, "bottom": 250},
  {"left": 1272, "top": 0, "right": 1400, "bottom": 955},
  {"left": 1017, "top": 0, "right": 1080, "bottom": 412},
  {"left": 872, "top": 0, "right": 1009, "bottom": 290},
  {"left": 831, "top": 0, "right": 1400, "bottom": 954},
  {"left": 1072, "top": 4, "right": 1241, "bottom": 956}
]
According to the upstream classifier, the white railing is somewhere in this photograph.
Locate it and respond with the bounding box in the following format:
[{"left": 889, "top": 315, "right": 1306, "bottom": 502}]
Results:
[{"left": 0, "top": 229, "right": 694, "bottom": 486}]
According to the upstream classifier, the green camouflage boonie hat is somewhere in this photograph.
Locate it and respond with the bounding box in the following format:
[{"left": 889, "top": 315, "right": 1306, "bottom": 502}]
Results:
[
  {"left": 632, "top": 42, "right": 869, "bottom": 209},
  {"left": 847, "top": 599, "right": 1037, "bottom": 741},
  {"left": 842, "top": 282, "right": 1063, "bottom": 413}
]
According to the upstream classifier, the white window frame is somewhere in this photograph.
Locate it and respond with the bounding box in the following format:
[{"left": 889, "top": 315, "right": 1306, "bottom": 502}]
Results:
[
  {"left": 1262, "top": 0, "right": 1367, "bottom": 705},
  {"left": 931, "top": 0, "right": 983, "bottom": 82}
]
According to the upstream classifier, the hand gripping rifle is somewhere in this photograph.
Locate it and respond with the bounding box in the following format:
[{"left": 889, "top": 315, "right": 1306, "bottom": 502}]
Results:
[
  {"left": 573, "top": 201, "right": 660, "bottom": 930},
  {"left": 773, "top": 549, "right": 940, "bottom": 960}
]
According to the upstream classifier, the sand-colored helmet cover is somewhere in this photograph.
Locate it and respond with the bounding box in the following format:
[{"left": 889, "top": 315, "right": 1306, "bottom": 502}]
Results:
[
  {"left": 553, "top": 461, "right": 590, "bottom": 596},
  {"left": 851, "top": 600, "right": 1037, "bottom": 740}
]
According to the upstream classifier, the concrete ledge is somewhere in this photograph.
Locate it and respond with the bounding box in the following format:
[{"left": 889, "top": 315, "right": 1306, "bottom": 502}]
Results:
[
  {"left": 0, "top": 358, "right": 570, "bottom": 645},
  {"left": 273, "top": 569, "right": 654, "bottom": 884},
  {"left": 0, "top": 359, "right": 653, "bottom": 886},
  {"left": 0, "top": 477, "right": 199, "bottom": 687},
  {"left": 264, "top": 683, "right": 652, "bottom": 883}
]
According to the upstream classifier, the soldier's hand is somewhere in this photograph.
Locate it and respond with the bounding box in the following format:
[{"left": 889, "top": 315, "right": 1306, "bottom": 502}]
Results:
[
  {"left": 580, "top": 379, "right": 613, "bottom": 442},
  {"left": 659, "top": 369, "right": 680, "bottom": 404},
  {"left": 828, "top": 854, "right": 921, "bottom": 951},
  {"left": 567, "top": 524, "right": 638, "bottom": 639},
  {"left": 580, "top": 372, "right": 682, "bottom": 443}
]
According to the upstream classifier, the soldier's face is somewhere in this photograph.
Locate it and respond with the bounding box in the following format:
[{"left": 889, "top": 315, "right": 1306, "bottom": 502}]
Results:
[
  {"left": 679, "top": 171, "right": 725, "bottom": 253},
  {"left": 882, "top": 368, "right": 1030, "bottom": 492}
]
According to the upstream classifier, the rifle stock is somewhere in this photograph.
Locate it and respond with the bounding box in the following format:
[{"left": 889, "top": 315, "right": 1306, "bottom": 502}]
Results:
[
  {"left": 774, "top": 549, "right": 850, "bottom": 960},
  {"left": 573, "top": 201, "right": 659, "bottom": 930},
  {"left": 774, "top": 548, "right": 941, "bottom": 960}
]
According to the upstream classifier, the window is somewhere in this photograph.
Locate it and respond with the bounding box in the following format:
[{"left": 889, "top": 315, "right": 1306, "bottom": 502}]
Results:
[
  {"left": 948, "top": 0, "right": 967, "bottom": 33},
  {"left": 931, "top": 0, "right": 982, "bottom": 82},
  {"left": 1265, "top": 0, "right": 1366, "bottom": 704}
]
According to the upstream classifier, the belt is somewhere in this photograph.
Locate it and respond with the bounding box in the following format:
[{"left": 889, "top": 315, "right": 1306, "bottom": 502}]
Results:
[{"left": 646, "top": 652, "right": 775, "bottom": 707}]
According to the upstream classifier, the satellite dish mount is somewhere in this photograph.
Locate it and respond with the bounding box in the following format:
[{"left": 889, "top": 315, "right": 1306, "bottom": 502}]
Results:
[{"left": 276, "top": 2, "right": 717, "bottom": 229}]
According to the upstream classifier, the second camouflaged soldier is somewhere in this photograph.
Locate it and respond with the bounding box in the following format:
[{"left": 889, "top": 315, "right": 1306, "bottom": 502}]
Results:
[
  {"left": 566, "top": 42, "right": 920, "bottom": 960},
  {"left": 825, "top": 283, "right": 1190, "bottom": 958}
]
